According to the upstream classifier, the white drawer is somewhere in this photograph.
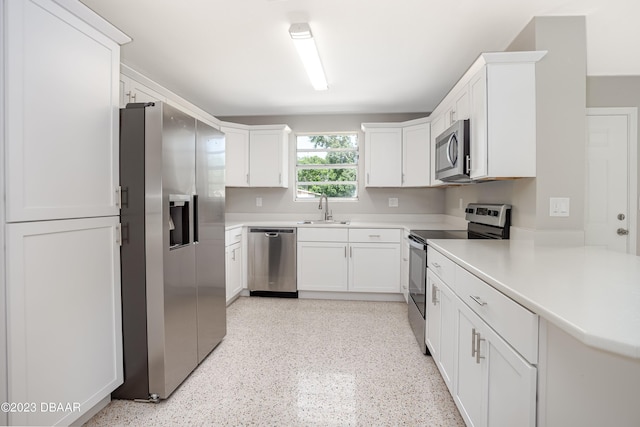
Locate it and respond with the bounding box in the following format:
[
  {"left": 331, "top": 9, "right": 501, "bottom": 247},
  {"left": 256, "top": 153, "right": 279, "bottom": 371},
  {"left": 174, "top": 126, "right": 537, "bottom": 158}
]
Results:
[
  {"left": 349, "top": 228, "right": 401, "bottom": 243},
  {"left": 225, "top": 227, "right": 243, "bottom": 246},
  {"left": 297, "top": 227, "right": 348, "bottom": 242},
  {"left": 427, "top": 246, "right": 456, "bottom": 286},
  {"left": 456, "top": 266, "right": 538, "bottom": 364}
]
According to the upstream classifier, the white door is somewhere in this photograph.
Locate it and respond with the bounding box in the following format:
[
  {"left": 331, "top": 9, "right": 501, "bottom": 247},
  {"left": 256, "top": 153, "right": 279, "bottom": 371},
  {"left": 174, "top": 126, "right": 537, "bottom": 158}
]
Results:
[{"left": 585, "top": 109, "right": 638, "bottom": 254}]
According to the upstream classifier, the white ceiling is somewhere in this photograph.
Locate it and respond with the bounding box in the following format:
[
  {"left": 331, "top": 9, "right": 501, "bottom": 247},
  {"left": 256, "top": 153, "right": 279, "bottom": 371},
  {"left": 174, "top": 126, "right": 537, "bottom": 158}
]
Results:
[{"left": 80, "top": 0, "right": 639, "bottom": 116}]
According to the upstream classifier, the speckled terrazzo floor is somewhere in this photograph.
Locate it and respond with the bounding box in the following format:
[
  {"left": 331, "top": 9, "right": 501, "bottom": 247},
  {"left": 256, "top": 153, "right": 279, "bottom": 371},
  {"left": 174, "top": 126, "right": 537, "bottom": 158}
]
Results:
[{"left": 85, "top": 297, "right": 465, "bottom": 426}]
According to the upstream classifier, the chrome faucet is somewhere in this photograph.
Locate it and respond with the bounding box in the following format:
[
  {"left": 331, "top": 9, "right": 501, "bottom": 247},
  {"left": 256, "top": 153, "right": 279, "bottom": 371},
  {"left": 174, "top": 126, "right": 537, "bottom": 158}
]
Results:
[{"left": 318, "top": 194, "right": 332, "bottom": 221}]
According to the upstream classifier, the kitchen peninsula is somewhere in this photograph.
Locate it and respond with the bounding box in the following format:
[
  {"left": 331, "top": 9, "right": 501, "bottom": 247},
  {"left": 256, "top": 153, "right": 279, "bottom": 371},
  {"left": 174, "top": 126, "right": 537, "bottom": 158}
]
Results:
[{"left": 428, "top": 238, "right": 640, "bottom": 426}]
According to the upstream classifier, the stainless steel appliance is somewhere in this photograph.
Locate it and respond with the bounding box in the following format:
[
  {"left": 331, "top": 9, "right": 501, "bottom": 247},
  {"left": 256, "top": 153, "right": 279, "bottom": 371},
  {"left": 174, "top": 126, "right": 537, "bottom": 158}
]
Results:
[
  {"left": 435, "top": 119, "right": 471, "bottom": 183},
  {"left": 114, "top": 102, "right": 226, "bottom": 401},
  {"left": 408, "top": 203, "right": 511, "bottom": 354},
  {"left": 248, "top": 228, "right": 297, "bottom": 297}
]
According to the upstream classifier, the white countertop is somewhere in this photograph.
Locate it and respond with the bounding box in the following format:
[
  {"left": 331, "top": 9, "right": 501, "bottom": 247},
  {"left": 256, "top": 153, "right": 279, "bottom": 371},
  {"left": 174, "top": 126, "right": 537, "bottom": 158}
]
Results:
[
  {"left": 226, "top": 220, "right": 466, "bottom": 230},
  {"left": 427, "top": 239, "right": 640, "bottom": 359}
]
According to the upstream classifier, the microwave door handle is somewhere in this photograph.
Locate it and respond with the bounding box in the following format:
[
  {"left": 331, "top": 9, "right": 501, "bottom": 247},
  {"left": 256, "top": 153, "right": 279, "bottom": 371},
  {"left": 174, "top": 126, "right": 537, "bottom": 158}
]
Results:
[{"left": 446, "top": 134, "right": 458, "bottom": 166}]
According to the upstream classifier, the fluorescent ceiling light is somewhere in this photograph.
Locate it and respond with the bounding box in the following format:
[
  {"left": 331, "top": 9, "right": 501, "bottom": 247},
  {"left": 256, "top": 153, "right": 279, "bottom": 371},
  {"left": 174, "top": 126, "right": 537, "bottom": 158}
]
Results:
[{"left": 289, "top": 23, "right": 328, "bottom": 91}]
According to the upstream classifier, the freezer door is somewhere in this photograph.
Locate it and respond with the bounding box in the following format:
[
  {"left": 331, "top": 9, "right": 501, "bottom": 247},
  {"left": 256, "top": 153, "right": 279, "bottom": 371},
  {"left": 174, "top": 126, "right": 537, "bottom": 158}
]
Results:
[{"left": 195, "top": 120, "right": 227, "bottom": 363}]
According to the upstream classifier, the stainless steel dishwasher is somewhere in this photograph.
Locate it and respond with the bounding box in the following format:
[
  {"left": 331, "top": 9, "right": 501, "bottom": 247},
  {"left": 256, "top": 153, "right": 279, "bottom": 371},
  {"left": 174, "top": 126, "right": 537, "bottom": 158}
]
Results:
[{"left": 248, "top": 228, "right": 297, "bottom": 297}]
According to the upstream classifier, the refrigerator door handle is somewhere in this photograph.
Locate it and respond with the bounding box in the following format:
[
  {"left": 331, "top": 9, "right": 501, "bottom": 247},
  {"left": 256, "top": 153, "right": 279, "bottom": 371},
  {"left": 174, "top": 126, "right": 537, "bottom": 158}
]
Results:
[{"left": 193, "top": 194, "right": 199, "bottom": 244}]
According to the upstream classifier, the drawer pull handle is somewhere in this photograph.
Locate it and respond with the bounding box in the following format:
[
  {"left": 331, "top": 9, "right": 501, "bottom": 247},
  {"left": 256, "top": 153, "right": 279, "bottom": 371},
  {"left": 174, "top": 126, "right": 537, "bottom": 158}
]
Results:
[
  {"left": 431, "top": 262, "right": 441, "bottom": 268},
  {"left": 470, "top": 295, "right": 487, "bottom": 306},
  {"left": 368, "top": 234, "right": 381, "bottom": 238}
]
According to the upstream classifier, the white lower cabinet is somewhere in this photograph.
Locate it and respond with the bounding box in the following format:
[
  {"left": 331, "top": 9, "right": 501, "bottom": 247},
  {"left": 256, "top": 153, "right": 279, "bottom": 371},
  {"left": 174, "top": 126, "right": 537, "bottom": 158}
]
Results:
[
  {"left": 297, "top": 241, "right": 349, "bottom": 291},
  {"left": 426, "top": 269, "right": 456, "bottom": 392},
  {"left": 427, "top": 247, "right": 537, "bottom": 427},
  {"left": 454, "top": 300, "right": 537, "bottom": 427},
  {"left": 297, "top": 227, "right": 401, "bottom": 293},
  {"left": 225, "top": 227, "right": 244, "bottom": 304},
  {"left": 225, "top": 242, "right": 243, "bottom": 304},
  {"left": 6, "top": 217, "right": 122, "bottom": 426},
  {"left": 349, "top": 243, "right": 400, "bottom": 293}
]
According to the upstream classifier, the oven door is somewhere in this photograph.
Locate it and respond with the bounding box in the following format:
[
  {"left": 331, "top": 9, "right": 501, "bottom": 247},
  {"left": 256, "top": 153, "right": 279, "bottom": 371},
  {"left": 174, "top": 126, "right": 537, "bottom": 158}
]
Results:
[{"left": 408, "top": 236, "right": 427, "bottom": 317}]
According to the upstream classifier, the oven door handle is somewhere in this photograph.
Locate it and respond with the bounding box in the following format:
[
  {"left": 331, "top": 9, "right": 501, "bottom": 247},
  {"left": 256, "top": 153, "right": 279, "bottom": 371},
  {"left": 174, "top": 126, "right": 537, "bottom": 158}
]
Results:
[{"left": 408, "top": 235, "right": 427, "bottom": 250}]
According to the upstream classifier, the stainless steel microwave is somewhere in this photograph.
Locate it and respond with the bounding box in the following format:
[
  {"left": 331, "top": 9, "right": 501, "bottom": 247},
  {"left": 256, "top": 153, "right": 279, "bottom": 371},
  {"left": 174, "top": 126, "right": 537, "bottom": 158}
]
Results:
[{"left": 435, "top": 119, "right": 471, "bottom": 183}]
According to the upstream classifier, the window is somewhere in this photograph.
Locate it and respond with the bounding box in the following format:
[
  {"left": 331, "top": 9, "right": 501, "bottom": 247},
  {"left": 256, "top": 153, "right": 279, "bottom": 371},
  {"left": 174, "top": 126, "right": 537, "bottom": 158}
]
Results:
[{"left": 296, "top": 133, "right": 359, "bottom": 200}]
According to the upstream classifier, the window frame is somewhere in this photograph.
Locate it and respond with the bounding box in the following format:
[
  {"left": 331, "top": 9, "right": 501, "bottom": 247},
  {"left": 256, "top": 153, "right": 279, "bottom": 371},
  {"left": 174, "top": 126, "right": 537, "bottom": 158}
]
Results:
[{"left": 294, "top": 132, "right": 360, "bottom": 202}]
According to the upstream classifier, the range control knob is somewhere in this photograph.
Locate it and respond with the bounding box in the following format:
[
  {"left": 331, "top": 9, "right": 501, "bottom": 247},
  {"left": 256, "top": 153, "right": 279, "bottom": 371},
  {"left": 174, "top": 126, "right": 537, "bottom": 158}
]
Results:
[
  {"left": 465, "top": 208, "right": 474, "bottom": 214},
  {"left": 490, "top": 210, "right": 499, "bottom": 217}
]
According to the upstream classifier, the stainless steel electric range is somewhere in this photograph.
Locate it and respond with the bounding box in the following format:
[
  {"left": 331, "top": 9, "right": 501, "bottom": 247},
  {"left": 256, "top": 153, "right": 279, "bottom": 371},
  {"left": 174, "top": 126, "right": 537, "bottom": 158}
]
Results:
[{"left": 408, "top": 203, "right": 512, "bottom": 354}]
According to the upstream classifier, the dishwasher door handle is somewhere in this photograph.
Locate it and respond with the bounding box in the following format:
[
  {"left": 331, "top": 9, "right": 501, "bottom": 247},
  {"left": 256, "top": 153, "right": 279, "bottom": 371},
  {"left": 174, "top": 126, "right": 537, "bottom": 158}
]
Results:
[{"left": 265, "top": 232, "right": 280, "bottom": 238}]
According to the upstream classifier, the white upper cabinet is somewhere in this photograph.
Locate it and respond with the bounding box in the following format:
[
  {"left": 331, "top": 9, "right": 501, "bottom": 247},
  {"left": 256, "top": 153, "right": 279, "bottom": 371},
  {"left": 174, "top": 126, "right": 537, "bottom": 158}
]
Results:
[
  {"left": 430, "top": 51, "right": 546, "bottom": 183},
  {"left": 444, "top": 86, "right": 470, "bottom": 128},
  {"left": 469, "top": 55, "right": 542, "bottom": 180},
  {"left": 362, "top": 119, "right": 430, "bottom": 187},
  {"left": 221, "top": 123, "right": 290, "bottom": 188},
  {"left": 402, "top": 122, "right": 431, "bottom": 187},
  {"left": 221, "top": 126, "right": 250, "bottom": 187},
  {"left": 363, "top": 127, "right": 403, "bottom": 187},
  {"left": 249, "top": 127, "right": 290, "bottom": 187},
  {"left": 4, "top": 0, "right": 127, "bottom": 222},
  {"left": 120, "top": 75, "right": 167, "bottom": 108}
]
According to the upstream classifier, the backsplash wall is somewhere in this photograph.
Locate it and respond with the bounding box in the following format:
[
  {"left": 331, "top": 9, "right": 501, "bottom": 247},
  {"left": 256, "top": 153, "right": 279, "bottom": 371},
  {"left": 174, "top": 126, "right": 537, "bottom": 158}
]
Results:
[{"left": 220, "top": 113, "right": 446, "bottom": 216}]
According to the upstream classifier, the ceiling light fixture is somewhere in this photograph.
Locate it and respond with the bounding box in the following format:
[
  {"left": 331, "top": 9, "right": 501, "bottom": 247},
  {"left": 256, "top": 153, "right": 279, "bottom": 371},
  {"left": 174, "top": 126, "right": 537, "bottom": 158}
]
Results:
[{"left": 288, "top": 23, "right": 328, "bottom": 91}]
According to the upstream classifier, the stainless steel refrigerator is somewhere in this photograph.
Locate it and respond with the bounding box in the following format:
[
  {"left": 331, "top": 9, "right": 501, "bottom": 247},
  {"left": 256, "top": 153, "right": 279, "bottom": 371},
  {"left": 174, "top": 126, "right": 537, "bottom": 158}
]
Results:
[{"left": 114, "top": 102, "right": 226, "bottom": 401}]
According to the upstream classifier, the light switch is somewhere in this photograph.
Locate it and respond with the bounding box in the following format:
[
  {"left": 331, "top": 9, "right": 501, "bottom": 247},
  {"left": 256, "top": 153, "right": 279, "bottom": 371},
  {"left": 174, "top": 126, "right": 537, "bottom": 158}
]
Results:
[
  {"left": 389, "top": 197, "right": 398, "bottom": 208},
  {"left": 256, "top": 197, "right": 262, "bottom": 207},
  {"left": 549, "top": 197, "right": 570, "bottom": 217}
]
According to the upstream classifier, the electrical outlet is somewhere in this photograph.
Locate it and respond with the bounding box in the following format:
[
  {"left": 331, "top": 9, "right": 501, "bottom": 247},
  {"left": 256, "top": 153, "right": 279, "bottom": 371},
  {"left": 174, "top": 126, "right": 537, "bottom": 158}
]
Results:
[
  {"left": 388, "top": 197, "right": 398, "bottom": 208},
  {"left": 256, "top": 197, "right": 262, "bottom": 207},
  {"left": 549, "top": 197, "right": 569, "bottom": 217}
]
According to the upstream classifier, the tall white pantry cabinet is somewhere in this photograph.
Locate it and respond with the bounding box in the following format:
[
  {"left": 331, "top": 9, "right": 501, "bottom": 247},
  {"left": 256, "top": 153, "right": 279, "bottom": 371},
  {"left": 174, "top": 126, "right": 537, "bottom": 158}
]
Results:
[{"left": 1, "top": 0, "right": 130, "bottom": 425}]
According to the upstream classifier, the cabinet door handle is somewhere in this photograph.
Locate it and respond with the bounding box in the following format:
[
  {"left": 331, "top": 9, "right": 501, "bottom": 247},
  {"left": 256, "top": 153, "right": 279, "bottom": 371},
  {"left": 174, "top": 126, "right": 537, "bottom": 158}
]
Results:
[
  {"left": 431, "top": 284, "right": 439, "bottom": 305},
  {"left": 471, "top": 328, "right": 477, "bottom": 358},
  {"left": 431, "top": 262, "right": 441, "bottom": 269},
  {"left": 470, "top": 295, "right": 487, "bottom": 306},
  {"left": 232, "top": 248, "right": 236, "bottom": 261},
  {"left": 350, "top": 247, "right": 352, "bottom": 258},
  {"left": 475, "top": 331, "right": 485, "bottom": 364},
  {"left": 279, "top": 173, "right": 282, "bottom": 184},
  {"left": 246, "top": 173, "right": 249, "bottom": 184},
  {"left": 367, "top": 173, "right": 370, "bottom": 184},
  {"left": 344, "top": 246, "right": 347, "bottom": 258},
  {"left": 466, "top": 155, "right": 471, "bottom": 174}
]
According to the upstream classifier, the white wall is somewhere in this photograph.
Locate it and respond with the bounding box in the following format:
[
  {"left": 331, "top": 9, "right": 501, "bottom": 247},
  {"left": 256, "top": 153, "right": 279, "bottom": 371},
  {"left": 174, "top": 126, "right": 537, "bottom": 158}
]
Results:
[{"left": 220, "top": 113, "right": 446, "bottom": 216}]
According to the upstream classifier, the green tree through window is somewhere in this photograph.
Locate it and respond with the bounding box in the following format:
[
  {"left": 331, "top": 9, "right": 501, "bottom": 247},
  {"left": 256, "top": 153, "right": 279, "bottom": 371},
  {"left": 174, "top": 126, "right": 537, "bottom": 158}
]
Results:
[{"left": 296, "top": 134, "right": 358, "bottom": 199}]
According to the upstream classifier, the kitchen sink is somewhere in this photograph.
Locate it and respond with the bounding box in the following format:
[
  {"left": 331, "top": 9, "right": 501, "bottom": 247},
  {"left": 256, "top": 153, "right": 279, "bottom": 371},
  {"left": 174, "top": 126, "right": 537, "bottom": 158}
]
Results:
[{"left": 297, "top": 220, "right": 350, "bottom": 225}]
